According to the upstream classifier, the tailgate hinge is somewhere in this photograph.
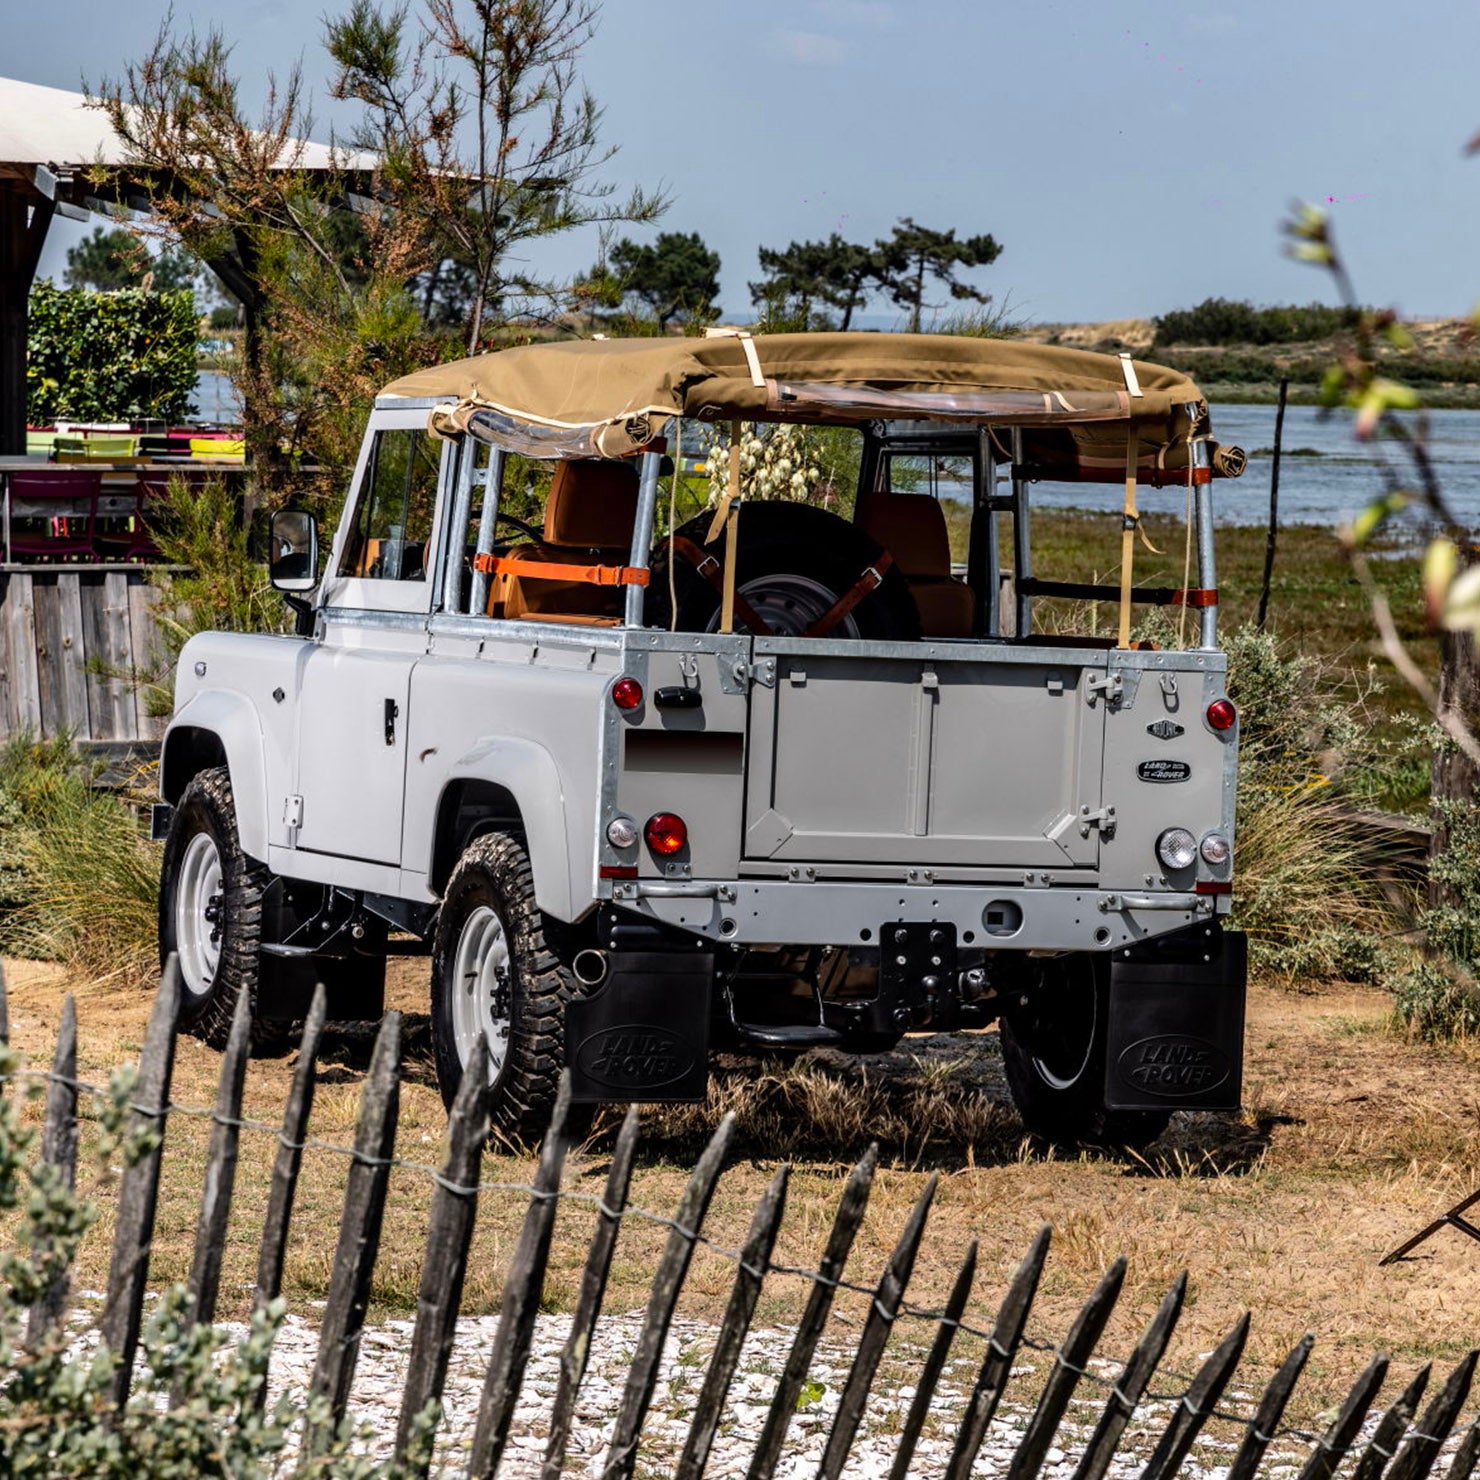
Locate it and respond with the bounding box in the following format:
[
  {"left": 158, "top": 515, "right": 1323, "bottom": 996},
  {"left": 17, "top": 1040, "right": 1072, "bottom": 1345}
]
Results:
[
  {"left": 729, "top": 656, "right": 776, "bottom": 689},
  {"left": 1085, "top": 672, "right": 1124, "bottom": 708},
  {"left": 1078, "top": 803, "right": 1117, "bottom": 839}
]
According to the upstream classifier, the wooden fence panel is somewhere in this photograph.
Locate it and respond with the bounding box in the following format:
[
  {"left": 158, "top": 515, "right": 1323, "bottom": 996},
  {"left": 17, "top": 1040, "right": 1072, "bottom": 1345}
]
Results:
[{"left": 10, "top": 968, "right": 1480, "bottom": 1480}]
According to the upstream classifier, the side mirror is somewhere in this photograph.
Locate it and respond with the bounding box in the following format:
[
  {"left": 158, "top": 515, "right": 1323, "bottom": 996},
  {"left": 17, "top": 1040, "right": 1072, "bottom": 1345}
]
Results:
[{"left": 269, "top": 509, "right": 319, "bottom": 593}]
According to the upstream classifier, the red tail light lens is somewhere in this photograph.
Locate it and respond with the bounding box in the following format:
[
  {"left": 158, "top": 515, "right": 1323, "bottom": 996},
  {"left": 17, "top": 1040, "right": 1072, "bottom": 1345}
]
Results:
[
  {"left": 1206, "top": 698, "right": 1237, "bottom": 731},
  {"left": 644, "top": 812, "right": 688, "bottom": 855},
  {"left": 611, "top": 677, "right": 644, "bottom": 711}
]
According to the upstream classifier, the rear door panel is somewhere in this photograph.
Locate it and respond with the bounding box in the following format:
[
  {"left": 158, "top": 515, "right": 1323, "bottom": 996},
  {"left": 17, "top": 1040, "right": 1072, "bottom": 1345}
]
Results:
[{"left": 744, "top": 647, "right": 1109, "bottom": 870}]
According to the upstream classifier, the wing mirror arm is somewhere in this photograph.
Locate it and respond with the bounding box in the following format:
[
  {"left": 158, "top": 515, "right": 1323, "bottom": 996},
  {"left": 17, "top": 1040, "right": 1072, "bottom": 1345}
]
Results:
[{"left": 269, "top": 509, "right": 321, "bottom": 636}]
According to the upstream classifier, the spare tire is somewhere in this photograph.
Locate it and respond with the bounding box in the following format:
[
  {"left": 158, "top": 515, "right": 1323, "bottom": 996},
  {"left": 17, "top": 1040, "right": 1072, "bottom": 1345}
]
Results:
[{"left": 646, "top": 502, "right": 920, "bottom": 640}]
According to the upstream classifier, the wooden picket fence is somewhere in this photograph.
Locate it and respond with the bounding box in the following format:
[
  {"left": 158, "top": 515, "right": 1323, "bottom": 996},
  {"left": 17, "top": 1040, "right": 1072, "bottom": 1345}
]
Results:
[{"left": 6, "top": 958, "right": 1480, "bottom": 1480}]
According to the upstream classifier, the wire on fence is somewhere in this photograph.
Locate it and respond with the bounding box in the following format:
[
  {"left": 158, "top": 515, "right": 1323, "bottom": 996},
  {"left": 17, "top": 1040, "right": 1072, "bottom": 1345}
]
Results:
[{"left": 0, "top": 1062, "right": 1463, "bottom": 1458}]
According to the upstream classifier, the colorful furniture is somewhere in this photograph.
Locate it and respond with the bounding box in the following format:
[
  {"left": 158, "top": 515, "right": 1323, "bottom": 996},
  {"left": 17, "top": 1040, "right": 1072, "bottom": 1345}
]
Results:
[{"left": 6, "top": 469, "right": 102, "bottom": 561}]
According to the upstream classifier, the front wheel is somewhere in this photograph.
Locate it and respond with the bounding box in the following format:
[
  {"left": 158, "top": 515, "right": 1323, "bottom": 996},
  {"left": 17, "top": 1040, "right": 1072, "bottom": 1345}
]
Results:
[
  {"left": 430, "top": 831, "right": 583, "bottom": 1143},
  {"left": 158, "top": 766, "right": 283, "bottom": 1049},
  {"left": 998, "top": 954, "right": 1170, "bottom": 1149}
]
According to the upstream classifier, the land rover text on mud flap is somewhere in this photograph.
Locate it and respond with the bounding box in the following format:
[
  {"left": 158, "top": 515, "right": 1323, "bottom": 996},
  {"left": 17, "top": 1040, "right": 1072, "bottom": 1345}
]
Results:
[{"left": 156, "top": 332, "right": 1249, "bottom": 1146}]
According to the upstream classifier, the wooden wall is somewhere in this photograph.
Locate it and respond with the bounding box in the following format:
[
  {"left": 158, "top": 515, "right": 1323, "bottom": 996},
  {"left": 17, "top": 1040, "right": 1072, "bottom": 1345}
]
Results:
[{"left": 0, "top": 567, "right": 166, "bottom": 743}]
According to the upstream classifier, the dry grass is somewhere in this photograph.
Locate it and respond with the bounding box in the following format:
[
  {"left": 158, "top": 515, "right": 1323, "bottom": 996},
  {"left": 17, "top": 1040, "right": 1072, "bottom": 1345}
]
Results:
[{"left": 6, "top": 956, "right": 1480, "bottom": 1425}]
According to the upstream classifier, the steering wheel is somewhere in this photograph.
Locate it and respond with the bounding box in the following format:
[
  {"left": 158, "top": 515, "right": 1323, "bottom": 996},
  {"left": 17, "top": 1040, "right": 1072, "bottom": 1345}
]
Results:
[{"left": 495, "top": 511, "right": 543, "bottom": 543}]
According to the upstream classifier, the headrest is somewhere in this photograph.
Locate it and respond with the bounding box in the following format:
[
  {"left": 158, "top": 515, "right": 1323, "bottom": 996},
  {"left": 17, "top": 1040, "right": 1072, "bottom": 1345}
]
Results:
[
  {"left": 855, "top": 490, "right": 951, "bottom": 576},
  {"left": 544, "top": 459, "right": 640, "bottom": 547}
]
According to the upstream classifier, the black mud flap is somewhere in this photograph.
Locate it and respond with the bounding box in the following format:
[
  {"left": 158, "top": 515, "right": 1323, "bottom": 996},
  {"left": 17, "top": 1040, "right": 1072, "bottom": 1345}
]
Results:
[
  {"left": 1104, "top": 925, "right": 1247, "bottom": 1112},
  {"left": 566, "top": 951, "right": 713, "bottom": 1103}
]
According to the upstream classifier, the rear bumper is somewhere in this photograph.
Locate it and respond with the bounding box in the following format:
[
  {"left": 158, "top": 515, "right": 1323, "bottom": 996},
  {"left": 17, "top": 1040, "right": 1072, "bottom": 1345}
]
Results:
[{"left": 610, "top": 877, "right": 1224, "bottom": 951}]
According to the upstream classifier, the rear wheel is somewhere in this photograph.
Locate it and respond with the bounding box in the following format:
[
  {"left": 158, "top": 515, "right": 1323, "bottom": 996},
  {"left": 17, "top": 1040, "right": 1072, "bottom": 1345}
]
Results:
[
  {"left": 999, "top": 954, "right": 1170, "bottom": 1149},
  {"left": 431, "top": 832, "right": 586, "bottom": 1143}
]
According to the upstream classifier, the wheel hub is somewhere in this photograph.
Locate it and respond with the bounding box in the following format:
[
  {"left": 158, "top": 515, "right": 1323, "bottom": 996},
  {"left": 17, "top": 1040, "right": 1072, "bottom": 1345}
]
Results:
[
  {"left": 450, "top": 903, "right": 513, "bottom": 1083},
  {"left": 175, "top": 831, "right": 224, "bottom": 998}
]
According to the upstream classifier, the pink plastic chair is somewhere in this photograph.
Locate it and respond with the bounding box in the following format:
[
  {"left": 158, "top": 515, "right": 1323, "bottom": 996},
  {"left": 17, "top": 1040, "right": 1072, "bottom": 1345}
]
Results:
[{"left": 7, "top": 470, "right": 101, "bottom": 562}]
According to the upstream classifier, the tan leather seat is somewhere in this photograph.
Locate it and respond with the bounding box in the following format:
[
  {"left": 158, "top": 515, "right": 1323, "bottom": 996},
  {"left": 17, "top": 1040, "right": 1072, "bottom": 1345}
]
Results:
[
  {"left": 492, "top": 460, "right": 639, "bottom": 622},
  {"left": 855, "top": 491, "right": 975, "bottom": 638}
]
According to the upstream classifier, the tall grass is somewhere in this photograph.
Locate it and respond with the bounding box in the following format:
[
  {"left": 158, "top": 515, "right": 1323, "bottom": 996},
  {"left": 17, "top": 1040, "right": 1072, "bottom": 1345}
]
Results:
[{"left": 0, "top": 735, "right": 159, "bottom": 987}]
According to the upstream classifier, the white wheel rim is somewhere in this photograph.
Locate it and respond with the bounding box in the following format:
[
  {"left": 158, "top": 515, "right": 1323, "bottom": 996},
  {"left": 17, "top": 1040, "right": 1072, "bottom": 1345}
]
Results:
[
  {"left": 707, "top": 573, "right": 863, "bottom": 638},
  {"left": 175, "top": 831, "right": 224, "bottom": 998},
  {"left": 450, "top": 904, "right": 513, "bottom": 1083}
]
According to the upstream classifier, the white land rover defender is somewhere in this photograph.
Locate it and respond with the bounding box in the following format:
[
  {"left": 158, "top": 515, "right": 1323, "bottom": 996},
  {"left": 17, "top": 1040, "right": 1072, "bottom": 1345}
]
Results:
[{"left": 155, "top": 332, "right": 1248, "bottom": 1145}]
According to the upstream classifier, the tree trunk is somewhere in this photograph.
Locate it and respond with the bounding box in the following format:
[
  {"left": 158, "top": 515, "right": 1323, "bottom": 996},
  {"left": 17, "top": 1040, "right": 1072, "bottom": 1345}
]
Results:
[
  {"left": 1430, "top": 626, "right": 1480, "bottom": 910},
  {"left": 910, "top": 255, "right": 925, "bottom": 333}
]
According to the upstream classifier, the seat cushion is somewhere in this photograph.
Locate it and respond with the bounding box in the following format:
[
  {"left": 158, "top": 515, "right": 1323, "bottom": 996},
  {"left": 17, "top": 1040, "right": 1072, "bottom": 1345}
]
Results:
[
  {"left": 544, "top": 460, "right": 640, "bottom": 546},
  {"left": 911, "top": 578, "right": 976, "bottom": 638},
  {"left": 855, "top": 490, "right": 952, "bottom": 578}
]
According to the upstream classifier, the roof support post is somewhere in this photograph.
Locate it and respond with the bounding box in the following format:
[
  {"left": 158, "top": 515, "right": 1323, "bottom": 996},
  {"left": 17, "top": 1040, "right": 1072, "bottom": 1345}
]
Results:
[
  {"left": 1011, "top": 428, "right": 1032, "bottom": 639},
  {"left": 1192, "top": 417, "right": 1218, "bottom": 649},
  {"left": 0, "top": 182, "right": 55, "bottom": 456},
  {"left": 626, "top": 447, "right": 664, "bottom": 627}
]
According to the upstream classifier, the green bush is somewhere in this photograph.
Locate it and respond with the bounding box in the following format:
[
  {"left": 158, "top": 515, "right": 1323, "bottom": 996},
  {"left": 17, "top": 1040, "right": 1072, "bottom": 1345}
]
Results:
[
  {"left": 1389, "top": 785, "right": 1480, "bottom": 1040},
  {"left": 27, "top": 282, "right": 198, "bottom": 424},
  {"left": 1221, "top": 628, "right": 1402, "bottom": 984},
  {"left": 0, "top": 736, "right": 159, "bottom": 987},
  {"left": 1153, "top": 297, "right": 1358, "bottom": 348}
]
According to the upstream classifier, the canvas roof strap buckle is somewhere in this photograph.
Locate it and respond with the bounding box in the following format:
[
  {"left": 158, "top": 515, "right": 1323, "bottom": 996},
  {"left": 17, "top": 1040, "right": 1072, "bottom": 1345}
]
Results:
[
  {"left": 471, "top": 552, "right": 650, "bottom": 587},
  {"left": 668, "top": 533, "right": 774, "bottom": 636},
  {"left": 704, "top": 325, "right": 766, "bottom": 388}
]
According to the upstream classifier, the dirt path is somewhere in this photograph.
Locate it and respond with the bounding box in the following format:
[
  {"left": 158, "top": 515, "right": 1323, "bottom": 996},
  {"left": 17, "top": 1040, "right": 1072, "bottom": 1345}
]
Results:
[{"left": 5, "top": 959, "right": 1480, "bottom": 1416}]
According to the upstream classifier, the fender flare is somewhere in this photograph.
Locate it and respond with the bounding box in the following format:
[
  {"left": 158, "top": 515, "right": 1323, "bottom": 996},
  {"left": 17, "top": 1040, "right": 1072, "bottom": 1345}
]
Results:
[
  {"left": 161, "top": 691, "right": 272, "bottom": 863},
  {"left": 434, "top": 736, "right": 575, "bottom": 920}
]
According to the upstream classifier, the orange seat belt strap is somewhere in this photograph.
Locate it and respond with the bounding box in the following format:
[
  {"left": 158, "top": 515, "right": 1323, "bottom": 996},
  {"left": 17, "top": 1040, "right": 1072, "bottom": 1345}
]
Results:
[{"left": 472, "top": 553, "right": 650, "bottom": 587}]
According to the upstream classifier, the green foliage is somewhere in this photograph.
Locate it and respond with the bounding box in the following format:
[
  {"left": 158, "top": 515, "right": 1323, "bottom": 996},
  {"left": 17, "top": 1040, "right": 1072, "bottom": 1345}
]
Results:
[
  {"left": 875, "top": 217, "right": 1002, "bottom": 334},
  {"left": 27, "top": 282, "right": 198, "bottom": 424},
  {"left": 1389, "top": 783, "right": 1480, "bottom": 1039},
  {"left": 1221, "top": 627, "right": 1402, "bottom": 984},
  {"left": 0, "top": 1045, "right": 434, "bottom": 1476},
  {"left": 63, "top": 227, "right": 201, "bottom": 295},
  {"left": 1152, "top": 297, "right": 1359, "bottom": 348},
  {"left": 607, "top": 232, "right": 721, "bottom": 331},
  {"left": 145, "top": 476, "right": 288, "bottom": 715},
  {"left": 0, "top": 736, "right": 159, "bottom": 986},
  {"left": 749, "top": 234, "right": 877, "bottom": 331}
]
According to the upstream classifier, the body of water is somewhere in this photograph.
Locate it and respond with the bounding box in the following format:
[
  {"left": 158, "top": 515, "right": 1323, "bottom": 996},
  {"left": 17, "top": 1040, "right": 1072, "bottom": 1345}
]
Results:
[{"left": 1027, "top": 401, "right": 1480, "bottom": 530}]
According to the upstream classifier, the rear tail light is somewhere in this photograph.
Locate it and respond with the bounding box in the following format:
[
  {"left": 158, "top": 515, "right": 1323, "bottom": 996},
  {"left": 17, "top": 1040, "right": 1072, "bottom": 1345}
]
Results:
[
  {"left": 644, "top": 812, "right": 688, "bottom": 855},
  {"left": 1206, "top": 697, "right": 1237, "bottom": 731},
  {"left": 611, "top": 676, "right": 644, "bottom": 710}
]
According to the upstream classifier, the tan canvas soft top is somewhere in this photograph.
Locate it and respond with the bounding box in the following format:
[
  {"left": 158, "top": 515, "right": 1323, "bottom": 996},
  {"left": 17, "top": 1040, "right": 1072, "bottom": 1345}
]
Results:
[{"left": 379, "top": 332, "right": 1244, "bottom": 481}]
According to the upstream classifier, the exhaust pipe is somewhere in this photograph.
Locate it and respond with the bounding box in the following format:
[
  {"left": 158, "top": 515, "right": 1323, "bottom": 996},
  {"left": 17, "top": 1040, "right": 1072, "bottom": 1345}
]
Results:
[{"left": 572, "top": 949, "right": 609, "bottom": 987}]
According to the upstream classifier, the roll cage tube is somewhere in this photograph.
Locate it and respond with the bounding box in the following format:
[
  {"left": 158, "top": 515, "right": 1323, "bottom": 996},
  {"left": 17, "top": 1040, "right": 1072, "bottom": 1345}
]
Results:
[{"left": 625, "top": 447, "right": 665, "bottom": 627}]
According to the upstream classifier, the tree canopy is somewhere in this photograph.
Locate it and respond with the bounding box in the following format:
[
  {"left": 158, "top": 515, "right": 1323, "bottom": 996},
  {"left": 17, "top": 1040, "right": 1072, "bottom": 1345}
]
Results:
[
  {"left": 63, "top": 226, "right": 200, "bottom": 295},
  {"left": 606, "top": 231, "right": 721, "bottom": 330},
  {"left": 875, "top": 218, "right": 1002, "bottom": 333}
]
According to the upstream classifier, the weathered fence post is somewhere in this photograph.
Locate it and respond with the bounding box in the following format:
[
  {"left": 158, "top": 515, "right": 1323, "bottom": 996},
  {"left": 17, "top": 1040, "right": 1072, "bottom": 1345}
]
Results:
[
  {"left": 1294, "top": 1352, "right": 1390, "bottom": 1480},
  {"left": 1386, "top": 1352, "right": 1479, "bottom": 1480},
  {"left": 1140, "top": 1312, "right": 1251, "bottom": 1480},
  {"left": 253, "top": 982, "right": 327, "bottom": 1316},
  {"left": 1352, "top": 1364, "right": 1431, "bottom": 1480},
  {"left": 602, "top": 1113, "right": 737, "bottom": 1480},
  {"left": 817, "top": 1173, "right": 939, "bottom": 1480},
  {"left": 543, "top": 1105, "right": 641, "bottom": 1480},
  {"left": 307, "top": 1009, "right": 402, "bottom": 1449},
  {"left": 101, "top": 957, "right": 180, "bottom": 1410},
  {"left": 945, "top": 1224, "right": 1052, "bottom": 1480},
  {"left": 676, "top": 1164, "right": 791, "bottom": 1480},
  {"left": 26, "top": 990, "right": 77, "bottom": 1346},
  {"left": 887, "top": 1239, "right": 979, "bottom": 1480},
  {"left": 396, "top": 1034, "right": 490, "bottom": 1472},
  {"left": 1225, "top": 1333, "right": 1316, "bottom": 1480},
  {"left": 747, "top": 1143, "right": 879, "bottom": 1480},
  {"left": 469, "top": 1074, "right": 576, "bottom": 1477}
]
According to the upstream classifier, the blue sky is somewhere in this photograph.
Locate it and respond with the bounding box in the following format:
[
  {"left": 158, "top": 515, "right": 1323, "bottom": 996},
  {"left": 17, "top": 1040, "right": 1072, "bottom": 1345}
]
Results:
[{"left": 13, "top": 0, "right": 1480, "bottom": 326}]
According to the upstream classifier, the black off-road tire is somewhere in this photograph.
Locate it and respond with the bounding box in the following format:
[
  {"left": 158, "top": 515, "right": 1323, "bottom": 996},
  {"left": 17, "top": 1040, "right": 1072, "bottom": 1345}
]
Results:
[
  {"left": 431, "top": 831, "right": 587, "bottom": 1144},
  {"left": 646, "top": 502, "right": 920, "bottom": 640},
  {"left": 158, "top": 766, "right": 289, "bottom": 1051},
  {"left": 998, "top": 953, "right": 1170, "bottom": 1150}
]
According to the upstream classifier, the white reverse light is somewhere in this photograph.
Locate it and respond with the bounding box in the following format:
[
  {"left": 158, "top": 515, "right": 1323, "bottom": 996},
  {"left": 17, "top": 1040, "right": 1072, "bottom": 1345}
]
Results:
[
  {"left": 606, "top": 816, "right": 639, "bottom": 849},
  {"left": 1156, "top": 827, "right": 1198, "bottom": 871}
]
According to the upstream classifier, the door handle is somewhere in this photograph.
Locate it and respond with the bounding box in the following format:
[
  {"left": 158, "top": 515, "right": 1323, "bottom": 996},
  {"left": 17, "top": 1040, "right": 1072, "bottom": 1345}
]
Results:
[{"left": 384, "top": 697, "right": 400, "bottom": 746}]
